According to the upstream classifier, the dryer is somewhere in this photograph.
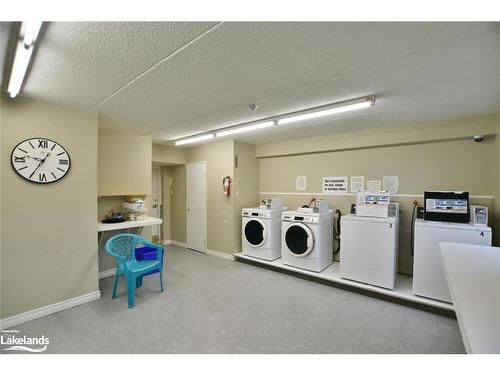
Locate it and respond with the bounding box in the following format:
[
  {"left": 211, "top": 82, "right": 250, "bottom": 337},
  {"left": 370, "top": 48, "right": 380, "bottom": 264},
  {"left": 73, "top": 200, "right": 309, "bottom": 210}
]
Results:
[
  {"left": 242, "top": 206, "right": 285, "bottom": 261},
  {"left": 281, "top": 210, "right": 333, "bottom": 272}
]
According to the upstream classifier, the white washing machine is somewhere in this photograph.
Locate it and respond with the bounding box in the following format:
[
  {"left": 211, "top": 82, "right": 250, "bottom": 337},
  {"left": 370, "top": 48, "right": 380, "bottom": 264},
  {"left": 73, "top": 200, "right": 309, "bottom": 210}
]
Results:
[
  {"left": 242, "top": 207, "right": 285, "bottom": 261},
  {"left": 340, "top": 209, "right": 400, "bottom": 290},
  {"left": 281, "top": 210, "right": 333, "bottom": 272},
  {"left": 413, "top": 219, "right": 492, "bottom": 302}
]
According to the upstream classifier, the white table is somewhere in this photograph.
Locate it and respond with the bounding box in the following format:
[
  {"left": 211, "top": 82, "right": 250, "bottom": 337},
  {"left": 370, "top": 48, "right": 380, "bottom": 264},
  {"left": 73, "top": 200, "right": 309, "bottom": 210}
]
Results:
[{"left": 440, "top": 242, "right": 500, "bottom": 354}]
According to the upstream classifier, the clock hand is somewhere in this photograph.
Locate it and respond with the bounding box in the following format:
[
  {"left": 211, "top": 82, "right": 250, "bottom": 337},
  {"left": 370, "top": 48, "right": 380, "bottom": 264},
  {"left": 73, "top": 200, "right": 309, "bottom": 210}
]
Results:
[
  {"left": 28, "top": 153, "right": 51, "bottom": 179},
  {"left": 29, "top": 160, "right": 44, "bottom": 179}
]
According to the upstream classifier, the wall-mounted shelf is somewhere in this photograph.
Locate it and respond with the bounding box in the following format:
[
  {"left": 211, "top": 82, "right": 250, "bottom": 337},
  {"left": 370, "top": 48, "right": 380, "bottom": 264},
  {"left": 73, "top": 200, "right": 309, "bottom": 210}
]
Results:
[{"left": 97, "top": 217, "right": 162, "bottom": 232}]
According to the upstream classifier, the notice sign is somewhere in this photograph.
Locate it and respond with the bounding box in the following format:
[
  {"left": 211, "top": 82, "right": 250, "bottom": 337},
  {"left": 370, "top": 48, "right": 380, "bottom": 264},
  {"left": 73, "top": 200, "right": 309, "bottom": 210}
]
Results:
[{"left": 323, "top": 176, "right": 348, "bottom": 194}]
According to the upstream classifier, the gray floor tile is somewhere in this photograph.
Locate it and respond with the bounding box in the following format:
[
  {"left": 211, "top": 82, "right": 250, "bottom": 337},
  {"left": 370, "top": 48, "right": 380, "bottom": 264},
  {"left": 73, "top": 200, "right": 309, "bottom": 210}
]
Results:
[{"left": 6, "top": 245, "right": 464, "bottom": 354}]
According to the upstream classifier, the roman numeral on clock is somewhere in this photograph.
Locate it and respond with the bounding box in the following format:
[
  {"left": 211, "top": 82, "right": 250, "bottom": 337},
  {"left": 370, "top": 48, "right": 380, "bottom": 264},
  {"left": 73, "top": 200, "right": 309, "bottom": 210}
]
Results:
[
  {"left": 14, "top": 156, "right": 26, "bottom": 163},
  {"left": 39, "top": 173, "right": 47, "bottom": 182},
  {"left": 59, "top": 159, "right": 69, "bottom": 165},
  {"left": 38, "top": 139, "right": 48, "bottom": 148}
]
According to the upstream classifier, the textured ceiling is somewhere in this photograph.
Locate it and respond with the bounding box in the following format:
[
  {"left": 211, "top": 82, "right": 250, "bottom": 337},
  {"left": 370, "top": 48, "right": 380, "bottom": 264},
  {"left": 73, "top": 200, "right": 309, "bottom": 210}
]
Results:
[{"left": 6, "top": 22, "right": 500, "bottom": 145}]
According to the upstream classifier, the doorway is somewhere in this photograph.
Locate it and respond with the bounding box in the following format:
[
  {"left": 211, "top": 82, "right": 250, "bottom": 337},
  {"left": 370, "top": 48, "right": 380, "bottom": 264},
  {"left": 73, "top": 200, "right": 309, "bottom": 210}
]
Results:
[{"left": 187, "top": 161, "right": 207, "bottom": 252}]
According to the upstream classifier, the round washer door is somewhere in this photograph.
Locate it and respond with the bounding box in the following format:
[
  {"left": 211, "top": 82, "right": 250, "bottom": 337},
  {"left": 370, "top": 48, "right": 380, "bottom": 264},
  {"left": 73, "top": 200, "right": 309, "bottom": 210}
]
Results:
[
  {"left": 284, "top": 222, "right": 314, "bottom": 257},
  {"left": 244, "top": 219, "right": 268, "bottom": 247}
]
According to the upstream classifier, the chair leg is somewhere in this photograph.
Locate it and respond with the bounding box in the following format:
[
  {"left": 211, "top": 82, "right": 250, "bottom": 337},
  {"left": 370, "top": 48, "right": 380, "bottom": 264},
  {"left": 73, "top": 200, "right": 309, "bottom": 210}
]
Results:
[
  {"left": 136, "top": 276, "right": 143, "bottom": 288},
  {"left": 112, "top": 273, "right": 120, "bottom": 299},
  {"left": 126, "top": 273, "right": 135, "bottom": 308},
  {"left": 159, "top": 268, "right": 164, "bottom": 292}
]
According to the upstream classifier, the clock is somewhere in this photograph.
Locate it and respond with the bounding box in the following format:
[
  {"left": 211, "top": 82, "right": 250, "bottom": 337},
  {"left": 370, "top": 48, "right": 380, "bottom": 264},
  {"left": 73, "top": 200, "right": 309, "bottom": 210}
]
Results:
[{"left": 11, "top": 138, "right": 71, "bottom": 184}]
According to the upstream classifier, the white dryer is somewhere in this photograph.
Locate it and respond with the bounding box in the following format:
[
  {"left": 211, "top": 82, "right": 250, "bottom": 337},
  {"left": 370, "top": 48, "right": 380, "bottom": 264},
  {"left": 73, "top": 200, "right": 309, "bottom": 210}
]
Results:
[
  {"left": 281, "top": 210, "right": 333, "bottom": 272},
  {"left": 242, "top": 207, "right": 285, "bottom": 261}
]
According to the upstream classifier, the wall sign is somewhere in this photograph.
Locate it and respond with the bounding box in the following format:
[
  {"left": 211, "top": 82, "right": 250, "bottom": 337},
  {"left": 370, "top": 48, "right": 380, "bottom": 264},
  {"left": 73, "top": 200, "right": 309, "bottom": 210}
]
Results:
[
  {"left": 367, "top": 180, "right": 382, "bottom": 191},
  {"left": 350, "top": 176, "right": 365, "bottom": 193},
  {"left": 323, "top": 176, "right": 347, "bottom": 194},
  {"left": 383, "top": 176, "right": 399, "bottom": 194},
  {"left": 296, "top": 176, "right": 307, "bottom": 191}
]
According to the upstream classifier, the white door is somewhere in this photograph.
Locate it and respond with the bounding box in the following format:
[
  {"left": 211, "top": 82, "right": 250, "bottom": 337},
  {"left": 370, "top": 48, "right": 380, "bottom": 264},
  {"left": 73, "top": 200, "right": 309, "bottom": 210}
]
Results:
[
  {"left": 151, "top": 166, "right": 162, "bottom": 241},
  {"left": 187, "top": 161, "right": 207, "bottom": 252}
]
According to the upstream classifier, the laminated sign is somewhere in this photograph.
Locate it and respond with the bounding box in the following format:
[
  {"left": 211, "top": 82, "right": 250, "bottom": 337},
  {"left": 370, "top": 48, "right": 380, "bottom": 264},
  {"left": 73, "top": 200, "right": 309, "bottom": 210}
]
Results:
[{"left": 323, "top": 176, "right": 347, "bottom": 194}]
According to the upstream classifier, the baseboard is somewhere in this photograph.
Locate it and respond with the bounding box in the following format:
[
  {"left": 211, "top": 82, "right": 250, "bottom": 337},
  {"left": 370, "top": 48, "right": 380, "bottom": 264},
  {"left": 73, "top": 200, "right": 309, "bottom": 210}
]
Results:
[
  {"left": 164, "top": 239, "right": 187, "bottom": 247},
  {"left": 206, "top": 249, "right": 235, "bottom": 261},
  {"left": 0, "top": 290, "right": 101, "bottom": 330},
  {"left": 99, "top": 268, "right": 116, "bottom": 279}
]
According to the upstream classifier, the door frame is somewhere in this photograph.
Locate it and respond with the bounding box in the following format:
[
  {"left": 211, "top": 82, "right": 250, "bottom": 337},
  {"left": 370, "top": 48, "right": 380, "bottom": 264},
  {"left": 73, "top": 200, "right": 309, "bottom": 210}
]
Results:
[
  {"left": 186, "top": 161, "right": 207, "bottom": 252},
  {"left": 151, "top": 165, "right": 162, "bottom": 241}
]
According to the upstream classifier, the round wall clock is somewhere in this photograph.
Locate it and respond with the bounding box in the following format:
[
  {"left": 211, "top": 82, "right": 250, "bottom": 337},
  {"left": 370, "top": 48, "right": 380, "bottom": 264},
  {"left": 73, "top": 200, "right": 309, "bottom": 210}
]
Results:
[{"left": 11, "top": 138, "right": 71, "bottom": 184}]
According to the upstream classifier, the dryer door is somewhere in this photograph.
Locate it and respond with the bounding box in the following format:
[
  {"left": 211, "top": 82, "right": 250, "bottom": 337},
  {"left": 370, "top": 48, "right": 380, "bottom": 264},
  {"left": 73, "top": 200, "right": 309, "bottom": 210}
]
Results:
[
  {"left": 244, "top": 219, "right": 268, "bottom": 247},
  {"left": 284, "top": 223, "right": 314, "bottom": 257}
]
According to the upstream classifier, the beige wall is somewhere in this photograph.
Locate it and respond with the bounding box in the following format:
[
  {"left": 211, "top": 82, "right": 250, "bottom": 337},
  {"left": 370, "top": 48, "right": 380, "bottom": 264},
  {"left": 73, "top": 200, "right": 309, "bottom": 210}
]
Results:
[
  {"left": 169, "top": 164, "right": 187, "bottom": 243},
  {"left": 233, "top": 142, "right": 260, "bottom": 252},
  {"left": 258, "top": 116, "right": 498, "bottom": 275},
  {"left": 186, "top": 140, "right": 235, "bottom": 253},
  {"left": 0, "top": 96, "right": 98, "bottom": 319},
  {"left": 98, "top": 125, "right": 152, "bottom": 196},
  {"left": 256, "top": 113, "right": 498, "bottom": 158},
  {"left": 152, "top": 143, "right": 186, "bottom": 165}
]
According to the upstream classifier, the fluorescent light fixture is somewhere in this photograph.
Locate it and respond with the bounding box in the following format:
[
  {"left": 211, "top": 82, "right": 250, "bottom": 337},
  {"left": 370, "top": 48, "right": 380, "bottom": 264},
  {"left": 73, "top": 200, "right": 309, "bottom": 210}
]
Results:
[
  {"left": 7, "top": 21, "right": 43, "bottom": 98},
  {"left": 174, "top": 133, "right": 215, "bottom": 146},
  {"left": 22, "top": 21, "right": 43, "bottom": 47},
  {"left": 216, "top": 121, "right": 275, "bottom": 137},
  {"left": 172, "top": 96, "right": 375, "bottom": 146},
  {"left": 277, "top": 97, "right": 375, "bottom": 125}
]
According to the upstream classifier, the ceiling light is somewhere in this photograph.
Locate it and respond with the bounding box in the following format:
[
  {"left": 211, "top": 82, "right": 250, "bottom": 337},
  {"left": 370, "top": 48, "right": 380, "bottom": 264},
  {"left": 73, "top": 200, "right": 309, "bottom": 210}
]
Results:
[
  {"left": 216, "top": 121, "right": 275, "bottom": 137},
  {"left": 22, "top": 21, "right": 43, "bottom": 47},
  {"left": 277, "top": 97, "right": 375, "bottom": 125},
  {"left": 174, "top": 133, "right": 215, "bottom": 146},
  {"left": 7, "top": 21, "right": 43, "bottom": 98},
  {"left": 172, "top": 96, "right": 375, "bottom": 146}
]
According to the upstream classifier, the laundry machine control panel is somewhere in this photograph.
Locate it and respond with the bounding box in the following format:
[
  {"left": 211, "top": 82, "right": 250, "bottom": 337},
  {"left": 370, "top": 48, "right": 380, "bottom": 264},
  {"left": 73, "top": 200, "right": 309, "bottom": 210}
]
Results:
[
  {"left": 282, "top": 214, "right": 319, "bottom": 224},
  {"left": 242, "top": 210, "right": 271, "bottom": 219}
]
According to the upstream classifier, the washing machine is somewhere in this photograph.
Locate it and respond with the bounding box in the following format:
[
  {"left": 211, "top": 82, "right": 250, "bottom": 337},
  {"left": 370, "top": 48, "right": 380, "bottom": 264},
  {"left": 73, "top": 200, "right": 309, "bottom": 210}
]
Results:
[
  {"left": 281, "top": 210, "right": 333, "bottom": 272},
  {"left": 242, "top": 204, "right": 286, "bottom": 261},
  {"left": 340, "top": 205, "right": 400, "bottom": 289},
  {"left": 413, "top": 219, "right": 492, "bottom": 302}
]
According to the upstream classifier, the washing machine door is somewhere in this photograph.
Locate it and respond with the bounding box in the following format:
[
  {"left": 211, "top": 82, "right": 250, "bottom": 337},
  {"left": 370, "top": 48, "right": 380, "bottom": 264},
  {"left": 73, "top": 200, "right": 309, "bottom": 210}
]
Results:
[
  {"left": 284, "top": 223, "right": 314, "bottom": 257},
  {"left": 244, "top": 219, "right": 268, "bottom": 247}
]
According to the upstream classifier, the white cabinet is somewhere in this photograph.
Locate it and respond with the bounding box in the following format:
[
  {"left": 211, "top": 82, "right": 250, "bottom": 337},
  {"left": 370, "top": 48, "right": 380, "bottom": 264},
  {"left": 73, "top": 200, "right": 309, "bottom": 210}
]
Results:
[
  {"left": 340, "top": 215, "right": 399, "bottom": 289},
  {"left": 413, "top": 219, "right": 492, "bottom": 303}
]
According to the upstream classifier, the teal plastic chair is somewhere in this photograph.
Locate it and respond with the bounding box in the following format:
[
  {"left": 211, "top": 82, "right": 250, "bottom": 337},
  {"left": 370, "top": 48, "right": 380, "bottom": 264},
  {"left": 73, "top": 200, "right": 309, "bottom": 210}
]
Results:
[{"left": 105, "top": 234, "right": 164, "bottom": 308}]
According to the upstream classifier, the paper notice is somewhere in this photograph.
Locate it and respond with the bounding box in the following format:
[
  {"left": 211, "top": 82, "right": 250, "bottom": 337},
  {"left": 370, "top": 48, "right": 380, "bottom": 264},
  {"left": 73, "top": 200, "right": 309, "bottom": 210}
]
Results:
[
  {"left": 296, "top": 176, "right": 307, "bottom": 191},
  {"left": 323, "top": 176, "right": 348, "bottom": 194},
  {"left": 366, "top": 180, "right": 382, "bottom": 191},
  {"left": 383, "top": 176, "right": 399, "bottom": 194},
  {"left": 350, "top": 176, "right": 365, "bottom": 193}
]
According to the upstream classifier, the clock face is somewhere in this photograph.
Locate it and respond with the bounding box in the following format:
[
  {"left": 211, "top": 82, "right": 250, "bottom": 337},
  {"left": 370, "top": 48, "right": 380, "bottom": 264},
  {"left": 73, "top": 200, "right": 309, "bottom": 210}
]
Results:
[{"left": 11, "top": 138, "right": 71, "bottom": 184}]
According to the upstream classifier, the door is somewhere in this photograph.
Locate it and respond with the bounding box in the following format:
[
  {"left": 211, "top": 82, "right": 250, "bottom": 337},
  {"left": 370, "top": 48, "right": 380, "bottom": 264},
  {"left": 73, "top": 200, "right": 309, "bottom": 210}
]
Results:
[
  {"left": 244, "top": 219, "right": 267, "bottom": 247},
  {"left": 284, "top": 223, "right": 314, "bottom": 257},
  {"left": 187, "top": 161, "right": 207, "bottom": 252},
  {"left": 151, "top": 166, "right": 162, "bottom": 242}
]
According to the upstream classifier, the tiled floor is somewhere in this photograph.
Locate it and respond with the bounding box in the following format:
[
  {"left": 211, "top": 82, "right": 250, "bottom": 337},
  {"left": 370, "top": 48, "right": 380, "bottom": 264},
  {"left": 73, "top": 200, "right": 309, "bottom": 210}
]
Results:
[{"left": 8, "top": 245, "right": 465, "bottom": 354}]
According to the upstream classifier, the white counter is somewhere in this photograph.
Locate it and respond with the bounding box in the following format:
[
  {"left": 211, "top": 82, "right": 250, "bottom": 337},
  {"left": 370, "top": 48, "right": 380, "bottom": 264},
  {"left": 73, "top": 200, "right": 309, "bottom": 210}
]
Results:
[
  {"left": 440, "top": 242, "right": 500, "bottom": 354},
  {"left": 97, "top": 217, "right": 162, "bottom": 232}
]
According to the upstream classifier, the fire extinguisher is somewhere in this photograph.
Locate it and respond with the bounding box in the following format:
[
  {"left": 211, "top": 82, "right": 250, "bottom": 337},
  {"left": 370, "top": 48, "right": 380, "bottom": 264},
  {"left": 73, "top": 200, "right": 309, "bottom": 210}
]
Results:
[{"left": 223, "top": 176, "right": 231, "bottom": 196}]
